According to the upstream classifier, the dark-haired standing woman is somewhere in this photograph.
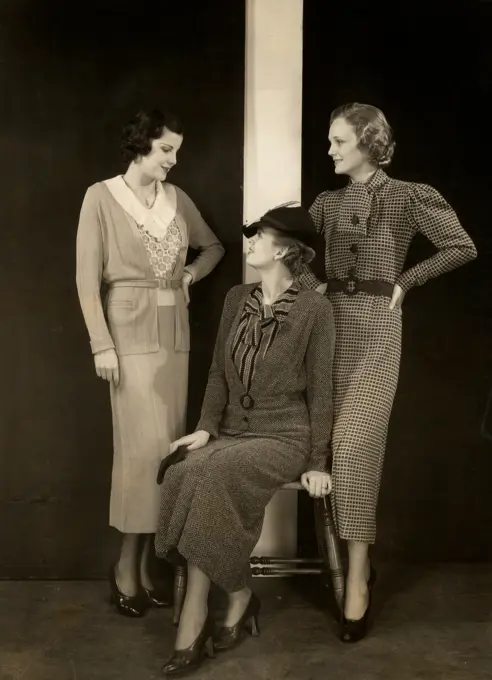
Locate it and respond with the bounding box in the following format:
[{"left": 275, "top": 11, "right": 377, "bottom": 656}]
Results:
[{"left": 76, "top": 110, "right": 224, "bottom": 616}]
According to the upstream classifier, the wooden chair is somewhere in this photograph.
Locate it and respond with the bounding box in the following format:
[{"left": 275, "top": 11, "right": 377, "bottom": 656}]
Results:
[
  {"left": 250, "top": 482, "right": 344, "bottom": 610},
  {"left": 172, "top": 481, "right": 344, "bottom": 625}
]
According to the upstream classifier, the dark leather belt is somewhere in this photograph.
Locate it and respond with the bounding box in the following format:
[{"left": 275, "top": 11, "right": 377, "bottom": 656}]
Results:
[{"left": 326, "top": 277, "right": 393, "bottom": 298}]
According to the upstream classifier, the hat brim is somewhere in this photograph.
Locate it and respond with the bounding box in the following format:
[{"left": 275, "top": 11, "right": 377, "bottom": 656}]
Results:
[
  {"left": 242, "top": 221, "right": 261, "bottom": 239},
  {"left": 242, "top": 220, "right": 318, "bottom": 250}
]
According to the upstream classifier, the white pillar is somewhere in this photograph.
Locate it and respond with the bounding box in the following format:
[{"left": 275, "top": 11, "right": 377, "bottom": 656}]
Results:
[{"left": 243, "top": 0, "right": 304, "bottom": 560}]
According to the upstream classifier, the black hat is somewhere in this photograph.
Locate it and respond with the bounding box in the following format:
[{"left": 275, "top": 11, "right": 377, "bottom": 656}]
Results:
[{"left": 242, "top": 203, "right": 318, "bottom": 249}]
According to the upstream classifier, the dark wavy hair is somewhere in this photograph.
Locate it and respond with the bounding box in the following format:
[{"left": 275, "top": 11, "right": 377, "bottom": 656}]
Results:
[
  {"left": 330, "top": 102, "right": 395, "bottom": 167},
  {"left": 120, "top": 109, "right": 184, "bottom": 163}
]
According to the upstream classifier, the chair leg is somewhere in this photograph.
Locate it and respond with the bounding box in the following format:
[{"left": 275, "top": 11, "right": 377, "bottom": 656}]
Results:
[
  {"left": 314, "top": 497, "right": 345, "bottom": 611},
  {"left": 314, "top": 498, "right": 328, "bottom": 561},
  {"left": 173, "top": 564, "right": 187, "bottom": 626}
]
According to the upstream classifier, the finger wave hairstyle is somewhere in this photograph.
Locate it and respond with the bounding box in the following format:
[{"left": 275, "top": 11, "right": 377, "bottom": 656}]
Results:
[
  {"left": 120, "top": 109, "right": 184, "bottom": 163},
  {"left": 331, "top": 102, "right": 395, "bottom": 167}
]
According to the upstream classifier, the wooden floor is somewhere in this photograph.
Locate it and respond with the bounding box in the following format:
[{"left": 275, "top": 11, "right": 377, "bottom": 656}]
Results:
[{"left": 1, "top": 563, "right": 491, "bottom": 680}]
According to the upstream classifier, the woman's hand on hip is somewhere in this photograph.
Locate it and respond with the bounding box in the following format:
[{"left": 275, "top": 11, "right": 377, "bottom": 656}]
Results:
[
  {"left": 94, "top": 349, "right": 119, "bottom": 386},
  {"left": 315, "top": 283, "right": 327, "bottom": 294},
  {"left": 182, "top": 271, "right": 193, "bottom": 306},
  {"left": 301, "top": 470, "right": 332, "bottom": 498},
  {"left": 169, "top": 430, "right": 210, "bottom": 454},
  {"left": 389, "top": 283, "right": 405, "bottom": 310}
]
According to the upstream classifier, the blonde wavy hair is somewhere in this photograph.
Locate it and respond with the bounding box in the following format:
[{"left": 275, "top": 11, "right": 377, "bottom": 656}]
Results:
[
  {"left": 330, "top": 102, "right": 395, "bottom": 167},
  {"left": 271, "top": 232, "right": 316, "bottom": 277}
]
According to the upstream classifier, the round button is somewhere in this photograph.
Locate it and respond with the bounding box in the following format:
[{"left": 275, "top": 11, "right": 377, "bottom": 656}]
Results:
[
  {"left": 351, "top": 214, "right": 360, "bottom": 226},
  {"left": 350, "top": 244, "right": 358, "bottom": 254},
  {"left": 240, "top": 394, "right": 254, "bottom": 410}
]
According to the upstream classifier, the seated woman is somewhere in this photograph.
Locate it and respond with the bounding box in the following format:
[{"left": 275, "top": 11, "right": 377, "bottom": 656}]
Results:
[{"left": 155, "top": 203, "right": 335, "bottom": 677}]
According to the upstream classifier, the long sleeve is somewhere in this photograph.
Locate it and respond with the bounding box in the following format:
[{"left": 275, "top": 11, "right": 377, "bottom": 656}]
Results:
[
  {"left": 75, "top": 186, "right": 115, "bottom": 354},
  {"left": 304, "top": 296, "right": 335, "bottom": 472},
  {"left": 396, "top": 183, "right": 477, "bottom": 292},
  {"left": 196, "top": 286, "right": 242, "bottom": 437},
  {"left": 178, "top": 189, "right": 225, "bottom": 283},
  {"left": 298, "top": 192, "right": 326, "bottom": 290}
]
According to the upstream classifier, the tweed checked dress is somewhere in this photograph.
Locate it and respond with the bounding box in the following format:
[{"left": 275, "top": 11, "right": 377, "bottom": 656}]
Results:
[
  {"left": 299, "top": 168, "right": 477, "bottom": 543},
  {"left": 154, "top": 283, "right": 335, "bottom": 592}
]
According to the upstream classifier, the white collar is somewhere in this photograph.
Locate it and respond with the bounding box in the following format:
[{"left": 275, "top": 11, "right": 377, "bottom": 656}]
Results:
[{"left": 104, "top": 176, "right": 175, "bottom": 238}]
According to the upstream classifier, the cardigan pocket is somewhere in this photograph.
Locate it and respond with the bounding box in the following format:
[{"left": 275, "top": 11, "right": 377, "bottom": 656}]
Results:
[
  {"left": 107, "top": 300, "right": 134, "bottom": 309},
  {"left": 105, "top": 288, "right": 160, "bottom": 355},
  {"left": 106, "top": 299, "right": 136, "bottom": 354}
]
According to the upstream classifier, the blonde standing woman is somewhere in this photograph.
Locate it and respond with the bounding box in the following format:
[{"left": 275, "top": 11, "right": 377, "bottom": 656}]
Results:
[{"left": 301, "top": 102, "right": 477, "bottom": 642}]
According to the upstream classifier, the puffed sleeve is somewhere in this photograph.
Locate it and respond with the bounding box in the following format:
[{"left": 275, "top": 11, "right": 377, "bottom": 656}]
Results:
[
  {"left": 304, "top": 295, "right": 335, "bottom": 472},
  {"left": 177, "top": 188, "right": 225, "bottom": 284},
  {"left": 298, "top": 192, "right": 326, "bottom": 290},
  {"left": 396, "top": 183, "right": 477, "bottom": 292},
  {"left": 75, "top": 185, "right": 115, "bottom": 354}
]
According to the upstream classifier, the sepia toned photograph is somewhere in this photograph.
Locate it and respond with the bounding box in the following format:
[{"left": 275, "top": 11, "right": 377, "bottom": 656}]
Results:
[{"left": 0, "top": 1, "right": 490, "bottom": 678}]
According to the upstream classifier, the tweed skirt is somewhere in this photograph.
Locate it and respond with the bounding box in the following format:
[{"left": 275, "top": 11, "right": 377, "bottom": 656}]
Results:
[
  {"left": 154, "top": 435, "right": 308, "bottom": 592},
  {"left": 329, "top": 292, "right": 402, "bottom": 544},
  {"left": 109, "top": 306, "right": 188, "bottom": 534}
]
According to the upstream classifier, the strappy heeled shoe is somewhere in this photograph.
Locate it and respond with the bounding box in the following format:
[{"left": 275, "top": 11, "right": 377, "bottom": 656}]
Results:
[
  {"left": 161, "top": 615, "right": 215, "bottom": 677},
  {"left": 213, "top": 592, "right": 261, "bottom": 653},
  {"left": 340, "top": 564, "right": 377, "bottom": 643},
  {"left": 109, "top": 566, "right": 147, "bottom": 618}
]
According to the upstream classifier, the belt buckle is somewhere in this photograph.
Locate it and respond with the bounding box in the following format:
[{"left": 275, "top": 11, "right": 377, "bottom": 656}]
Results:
[{"left": 343, "top": 275, "right": 360, "bottom": 296}]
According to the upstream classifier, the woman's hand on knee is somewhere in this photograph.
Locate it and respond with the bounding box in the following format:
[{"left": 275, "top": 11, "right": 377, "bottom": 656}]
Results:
[
  {"left": 301, "top": 470, "right": 332, "bottom": 498},
  {"left": 169, "top": 430, "right": 210, "bottom": 454}
]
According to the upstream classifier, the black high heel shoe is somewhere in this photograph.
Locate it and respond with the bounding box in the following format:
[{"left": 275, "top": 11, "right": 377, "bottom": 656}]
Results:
[
  {"left": 143, "top": 585, "right": 172, "bottom": 608},
  {"left": 213, "top": 592, "right": 261, "bottom": 653},
  {"left": 340, "top": 564, "right": 377, "bottom": 644},
  {"left": 109, "top": 566, "right": 148, "bottom": 618},
  {"left": 161, "top": 615, "right": 215, "bottom": 677}
]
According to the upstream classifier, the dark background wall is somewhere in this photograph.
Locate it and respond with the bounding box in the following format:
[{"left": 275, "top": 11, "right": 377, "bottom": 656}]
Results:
[
  {"left": 0, "top": 0, "right": 245, "bottom": 578},
  {"left": 2, "top": 0, "right": 491, "bottom": 579},
  {"left": 301, "top": 1, "right": 492, "bottom": 561}
]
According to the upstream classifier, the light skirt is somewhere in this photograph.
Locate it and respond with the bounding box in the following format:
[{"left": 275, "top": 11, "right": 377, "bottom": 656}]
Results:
[{"left": 109, "top": 306, "right": 188, "bottom": 533}]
